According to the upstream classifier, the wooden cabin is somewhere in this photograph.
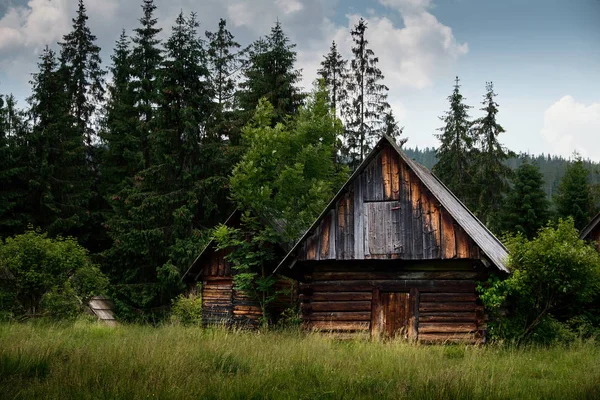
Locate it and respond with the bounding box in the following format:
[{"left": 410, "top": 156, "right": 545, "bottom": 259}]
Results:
[
  {"left": 275, "top": 135, "right": 510, "bottom": 343},
  {"left": 182, "top": 210, "right": 295, "bottom": 327},
  {"left": 580, "top": 212, "right": 600, "bottom": 252}
]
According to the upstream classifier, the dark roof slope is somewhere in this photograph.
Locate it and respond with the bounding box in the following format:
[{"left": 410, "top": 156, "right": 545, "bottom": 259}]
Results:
[
  {"left": 275, "top": 134, "right": 510, "bottom": 274},
  {"left": 580, "top": 212, "right": 600, "bottom": 240}
]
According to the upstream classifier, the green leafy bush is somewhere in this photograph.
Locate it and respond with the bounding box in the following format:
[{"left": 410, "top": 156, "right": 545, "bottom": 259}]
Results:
[
  {"left": 0, "top": 228, "right": 108, "bottom": 319},
  {"left": 170, "top": 293, "right": 203, "bottom": 326},
  {"left": 479, "top": 218, "right": 600, "bottom": 344}
]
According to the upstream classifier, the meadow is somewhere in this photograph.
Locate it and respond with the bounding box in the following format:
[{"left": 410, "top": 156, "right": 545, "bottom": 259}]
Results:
[{"left": 0, "top": 321, "right": 599, "bottom": 400}]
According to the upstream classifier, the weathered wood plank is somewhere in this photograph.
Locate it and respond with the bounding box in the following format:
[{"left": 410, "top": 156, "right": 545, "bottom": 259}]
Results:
[
  {"left": 303, "top": 301, "right": 372, "bottom": 312},
  {"left": 320, "top": 213, "right": 331, "bottom": 259},
  {"left": 304, "top": 311, "right": 372, "bottom": 321},
  {"left": 306, "top": 292, "right": 373, "bottom": 302},
  {"left": 310, "top": 271, "right": 481, "bottom": 281},
  {"left": 419, "top": 312, "right": 477, "bottom": 323},
  {"left": 307, "top": 280, "right": 477, "bottom": 293},
  {"left": 418, "top": 323, "right": 477, "bottom": 333},
  {"left": 419, "top": 302, "right": 477, "bottom": 312},
  {"left": 308, "top": 321, "right": 370, "bottom": 331},
  {"left": 420, "top": 293, "right": 477, "bottom": 303}
]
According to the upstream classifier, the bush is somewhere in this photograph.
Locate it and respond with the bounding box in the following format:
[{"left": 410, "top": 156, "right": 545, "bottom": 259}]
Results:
[
  {"left": 170, "top": 293, "right": 203, "bottom": 326},
  {"left": 479, "top": 218, "right": 600, "bottom": 344},
  {"left": 0, "top": 228, "right": 108, "bottom": 319}
]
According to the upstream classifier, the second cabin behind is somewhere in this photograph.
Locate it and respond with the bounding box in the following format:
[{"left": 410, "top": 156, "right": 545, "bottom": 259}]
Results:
[{"left": 276, "top": 135, "right": 510, "bottom": 343}]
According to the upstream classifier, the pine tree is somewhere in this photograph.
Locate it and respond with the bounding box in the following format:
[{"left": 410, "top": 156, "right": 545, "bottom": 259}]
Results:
[
  {"left": 130, "top": 0, "right": 162, "bottom": 169},
  {"left": 499, "top": 162, "right": 550, "bottom": 239},
  {"left": 383, "top": 110, "right": 407, "bottom": 147},
  {"left": 318, "top": 40, "right": 348, "bottom": 119},
  {"left": 27, "top": 46, "right": 89, "bottom": 237},
  {"left": 555, "top": 155, "right": 595, "bottom": 230},
  {"left": 346, "top": 18, "right": 390, "bottom": 167},
  {"left": 100, "top": 31, "right": 140, "bottom": 196},
  {"left": 433, "top": 76, "right": 474, "bottom": 207},
  {"left": 58, "top": 0, "right": 105, "bottom": 152},
  {"left": 0, "top": 94, "right": 28, "bottom": 237},
  {"left": 472, "top": 82, "right": 514, "bottom": 226},
  {"left": 206, "top": 18, "right": 243, "bottom": 141},
  {"left": 238, "top": 21, "right": 303, "bottom": 124}
]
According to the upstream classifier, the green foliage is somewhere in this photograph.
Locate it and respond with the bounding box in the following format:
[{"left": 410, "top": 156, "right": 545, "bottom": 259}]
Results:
[
  {"left": 346, "top": 18, "right": 390, "bottom": 167},
  {"left": 478, "top": 218, "right": 600, "bottom": 343},
  {"left": 0, "top": 229, "right": 108, "bottom": 319},
  {"left": 499, "top": 162, "right": 551, "bottom": 239},
  {"left": 555, "top": 156, "right": 595, "bottom": 230},
  {"left": 170, "top": 293, "right": 203, "bottom": 326},
  {"left": 471, "top": 82, "right": 514, "bottom": 227}
]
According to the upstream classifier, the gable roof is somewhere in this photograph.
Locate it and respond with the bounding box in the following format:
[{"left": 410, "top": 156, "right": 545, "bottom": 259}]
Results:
[
  {"left": 275, "top": 134, "right": 510, "bottom": 275},
  {"left": 580, "top": 212, "right": 600, "bottom": 240}
]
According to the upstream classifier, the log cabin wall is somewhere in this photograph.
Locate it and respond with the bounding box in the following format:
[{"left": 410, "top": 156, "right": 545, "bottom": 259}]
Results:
[
  {"left": 298, "top": 143, "right": 481, "bottom": 262},
  {"left": 299, "top": 260, "right": 488, "bottom": 343},
  {"left": 198, "top": 246, "right": 296, "bottom": 326}
]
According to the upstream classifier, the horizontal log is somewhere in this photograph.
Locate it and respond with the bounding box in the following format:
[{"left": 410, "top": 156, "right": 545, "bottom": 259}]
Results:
[
  {"left": 314, "top": 261, "right": 475, "bottom": 273},
  {"left": 310, "top": 271, "right": 481, "bottom": 281},
  {"left": 304, "top": 301, "right": 372, "bottom": 312},
  {"left": 302, "top": 292, "right": 373, "bottom": 302},
  {"left": 202, "top": 285, "right": 233, "bottom": 291},
  {"left": 420, "top": 293, "right": 477, "bottom": 303},
  {"left": 233, "top": 305, "right": 261, "bottom": 312},
  {"left": 233, "top": 310, "right": 263, "bottom": 316},
  {"left": 307, "top": 321, "right": 370, "bottom": 331},
  {"left": 419, "top": 302, "right": 477, "bottom": 312},
  {"left": 302, "top": 311, "right": 372, "bottom": 321},
  {"left": 307, "top": 280, "right": 476, "bottom": 293},
  {"left": 418, "top": 323, "right": 477, "bottom": 334},
  {"left": 202, "top": 276, "right": 233, "bottom": 282},
  {"left": 418, "top": 312, "right": 477, "bottom": 323}
]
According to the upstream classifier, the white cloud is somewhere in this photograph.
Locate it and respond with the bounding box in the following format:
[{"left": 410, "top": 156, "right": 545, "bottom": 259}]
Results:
[
  {"left": 541, "top": 96, "right": 600, "bottom": 160},
  {"left": 275, "top": 0, "right": 303, "bottom": 15}
]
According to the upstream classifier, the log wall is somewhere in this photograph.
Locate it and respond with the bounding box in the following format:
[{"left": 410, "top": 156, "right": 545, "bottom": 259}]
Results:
[
  {"left": 300, "top": 260, "right": 487, "bottom": 343},
  {"left": 298, "top": 143, "right": 481, "bottom": 262}
]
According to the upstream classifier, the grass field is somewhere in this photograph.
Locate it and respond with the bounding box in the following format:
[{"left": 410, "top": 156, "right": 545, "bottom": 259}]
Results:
[{"left": 0, "top": 321, "right": 599, "bottom": 399}]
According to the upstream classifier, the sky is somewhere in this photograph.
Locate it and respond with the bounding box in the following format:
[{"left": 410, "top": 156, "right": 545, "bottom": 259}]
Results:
[{"left": 1, "top": 0, "right": 599, "bottom": 160}]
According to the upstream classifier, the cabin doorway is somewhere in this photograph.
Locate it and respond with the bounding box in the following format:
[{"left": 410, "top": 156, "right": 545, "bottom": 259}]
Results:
[{"left": 371, "top": 288, "right": 419, "bottom": 340}]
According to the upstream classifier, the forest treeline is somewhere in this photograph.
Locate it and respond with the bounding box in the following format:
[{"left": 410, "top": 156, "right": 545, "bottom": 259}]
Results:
[{"left": 1, "top": 0, "right": 598, "bottom": 322}]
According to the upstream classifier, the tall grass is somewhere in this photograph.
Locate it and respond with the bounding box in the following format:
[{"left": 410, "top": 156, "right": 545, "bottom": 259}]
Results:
[{"left": 0, "top": 321, "right": 599, "bottom": 399}]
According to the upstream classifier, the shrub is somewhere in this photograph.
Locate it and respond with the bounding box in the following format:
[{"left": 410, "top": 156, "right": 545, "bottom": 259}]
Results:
[
  {"left": 0, "top": 228, "right": 108, "bottom": 319},
  {"left": 170, "top": 293, "right": 203, "bottom": 326},
  {"left": 479, "top": 218, "right": 600, "bottom": 344}
]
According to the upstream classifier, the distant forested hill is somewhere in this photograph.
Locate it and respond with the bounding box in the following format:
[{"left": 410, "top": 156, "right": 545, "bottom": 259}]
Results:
[{"left": 403, "top": 147, "right": 600, "bottom": 199}]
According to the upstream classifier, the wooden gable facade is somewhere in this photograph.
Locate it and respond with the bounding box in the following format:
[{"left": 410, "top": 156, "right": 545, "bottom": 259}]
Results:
[
  {"left": 276, "top": 135, "right": 509, "bottom": 343},
  {"left": 581, "top": 213, "right": 600, "bottom": 252},
  {"left": 182, "top": 210, "right": 295, "bottom": 327}
]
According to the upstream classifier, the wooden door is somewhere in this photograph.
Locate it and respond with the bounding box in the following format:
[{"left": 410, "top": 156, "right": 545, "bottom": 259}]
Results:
[{"left": 371, "top": 288, "right": 419, "bottom": 340}]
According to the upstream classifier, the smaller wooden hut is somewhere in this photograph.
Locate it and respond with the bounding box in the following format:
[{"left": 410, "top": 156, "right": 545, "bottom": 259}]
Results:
[
  {"left": 182, "top": 210, "right": 295, "bottom": 326},
  {"left": 275, "top": 134, "right": 509, "bottom": 343},
  {"left": 580, "top": 212, "right": 600, "bottom": 251}
]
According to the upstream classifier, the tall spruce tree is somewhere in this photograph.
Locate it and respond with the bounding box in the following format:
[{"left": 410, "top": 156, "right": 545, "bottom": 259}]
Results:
[
  {"left": 318, "top": 40, "right": 348, "bottom": 119},
  {"left": 206, "top": 18, "right": 243, "bottom": 141},
  {"left": 346, "top": 18, "right": 390, "bottom": 167},
  {"left": 100, "top": 31, "right": 139, "bottom": 197},
  {"left": 383, "top": 110, "right": 407, "bottom": 147},
  {"left": 27, "top": 46, "right": 89, "bottom": 237},
  {"left": 433, "top": 76, "right": 475, "bottom": 207},
  {"left": 499, "top": 162, "right": 550, "bottom": 239},
  {"left": 130, "top": 0, "right": 162, "bottom": 169},
  {"left": 0, "top": 94, "right": 28, "bottom": 237},
  {"left": 472, "top": 82, "right": 513, "bottom": 226},
  {"left": 58, "top": 0, "right": 105, "bottom": 152},
  {"left": 238, "top": 21, "right": 303, "bottom": 124},
  {"left": 555, "top": 156, "right": 595, "bottom": 230}
]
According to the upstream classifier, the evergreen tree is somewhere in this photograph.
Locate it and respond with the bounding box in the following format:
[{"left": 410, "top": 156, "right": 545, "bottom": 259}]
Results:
[
  {"left": 26, "top": 46, "right": 89, "bottom": 237},
  {"left": 100, "top": 31, "right": 139, "bottom": 196},
  {"left": 130, "top": 0, "right": 162, "bottom": 169},
  {"left": 0, "top": 94, "right": 28, "bottom": 237},
  {"left": 383, "top": 110, "right": 407, "bottom": 147},
  {"left": 58, "top": 0, "right": 105, "bottom": 151},
  {"left": 499, "top": 162, "right": 550, "bottom": 239},
  {"left": 555, "top": 156, "right": 595, "bottom": 230},
  {"left": 433, "top": 76, "right": 474, "bottom": 207},
  {"left": 346, "top": 18, "right": 390, "bottom": 167},
  {"left": 238, "top": 21, "right": 303, "bottom": 124},
  {"left": 318, "top": 40, "right": 348, "bottom": 119},
  {"left": 472, "top": 82, "right": 514, "bottom": 226},
  {"left": 206, "top": 18, "right": 243, "bottom": 141}
]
